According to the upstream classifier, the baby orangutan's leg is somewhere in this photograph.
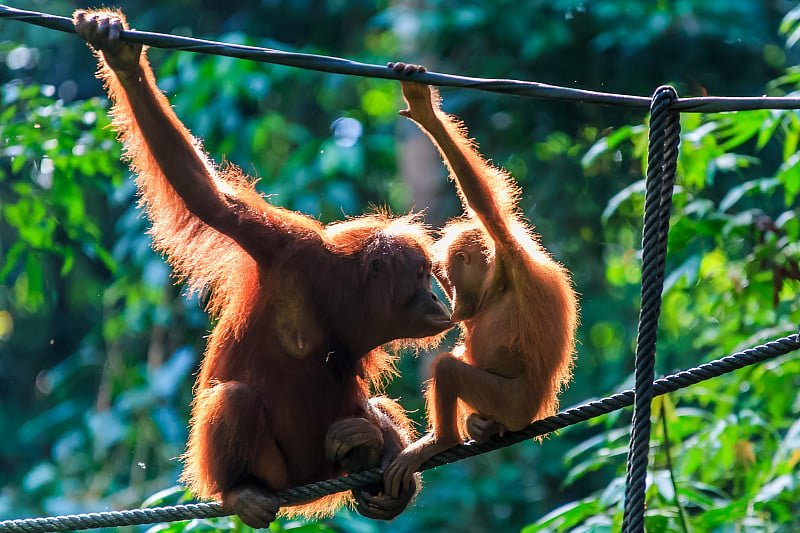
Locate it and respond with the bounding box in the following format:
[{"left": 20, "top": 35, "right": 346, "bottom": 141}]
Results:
[{"left": 384, "top": 354, "right": 530, "bottom": 497}]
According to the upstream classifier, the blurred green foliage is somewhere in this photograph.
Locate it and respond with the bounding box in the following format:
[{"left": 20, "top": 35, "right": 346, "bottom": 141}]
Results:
[{"left": 1, "top": 1, "right": 799, "bottom": 532}]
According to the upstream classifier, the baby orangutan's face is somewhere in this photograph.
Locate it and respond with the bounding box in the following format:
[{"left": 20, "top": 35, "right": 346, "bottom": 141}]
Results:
[{"left": 444, "top": 240, "right": 492, "bottom": 322}]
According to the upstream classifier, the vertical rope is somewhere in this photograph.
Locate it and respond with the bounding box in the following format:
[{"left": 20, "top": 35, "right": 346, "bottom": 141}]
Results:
[{"left": 621, "top": 85, "right": 680, "bottom": 533}]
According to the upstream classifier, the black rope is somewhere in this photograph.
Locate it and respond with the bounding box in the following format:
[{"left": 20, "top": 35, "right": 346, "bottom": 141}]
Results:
[
  {"left": 620, "top": 86, "right": 681, "bottom": 533},
  {"left": 0, "top": 504, "right": 229, "bottom": 533},
  {"left": 3, "top": 4, "right": 800, "bottom": 112},
  {"left": 1, "top": 334, "right": 797, "bottom": 533}
]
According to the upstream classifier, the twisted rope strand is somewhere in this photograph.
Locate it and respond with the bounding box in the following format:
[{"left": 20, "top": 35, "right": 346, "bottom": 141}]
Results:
[
  {"left": 1, "top": 334, "right": 797, "bottom": 533},
  {"left": 3, "top": 4, "right": 800, "bottom": 112},
  {"left": 621, "top": 86, "right": 680, "bottom": 533}
]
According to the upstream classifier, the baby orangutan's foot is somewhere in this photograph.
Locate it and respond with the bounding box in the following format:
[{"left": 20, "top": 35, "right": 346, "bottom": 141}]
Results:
[{"left": 467, "top": 413, "right": 506, "bottom": 442}]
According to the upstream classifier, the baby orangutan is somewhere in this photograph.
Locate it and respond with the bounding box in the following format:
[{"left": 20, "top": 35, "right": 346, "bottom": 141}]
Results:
[{"left": 384, "top": 63, "right": 579, "bottom": 497}]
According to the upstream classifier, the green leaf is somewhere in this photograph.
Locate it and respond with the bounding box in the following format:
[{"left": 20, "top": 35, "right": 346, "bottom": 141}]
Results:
[
  {"left": 11, "top": 152, "right": 28, "bottom": 173},
  {"left": 524, "top": 499, "right": 604, "bottom": 532},
  {"left": 754, "top": 474, "right": 795, "bottom": 502},
  {"left": 58, "top": 247, "right": 75, "bottom": 276},
  {"left": 602, "top": 179, "right": 646, "bottom": 222},
  {"left": 718, "top": 178, "right": 780, "bottom": 212},
  {"left": 142, "top": 486, "right": 188, "bottom": 508},
  {"left": 0, "top": 241, "right": 27, "bottom": 280},
  {"left": 779, "top": 5, "right": 800, "bottom": 35},
  {"left": 756, "top": 111, "right": 782, "bottom": 149},
  {"left": 717, "top": 113, "right": 766, "bottom": 152},
  {"left": 87, "top": 241, "right": 116, "bottom": 272},
  {"left": 24, "top": 252, "right": 44, "bottom": 307},
  {"left": 663, "top": 255, "right": 701, "bottom": 293}
]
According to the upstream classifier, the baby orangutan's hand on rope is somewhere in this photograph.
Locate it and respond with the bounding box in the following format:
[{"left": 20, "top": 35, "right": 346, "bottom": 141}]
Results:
[
  {"left": 73, "top": 9, "right": 142, "bottom": 73},
  {"left": 388, "top": 62, "right": 441, "bottom": 125}
]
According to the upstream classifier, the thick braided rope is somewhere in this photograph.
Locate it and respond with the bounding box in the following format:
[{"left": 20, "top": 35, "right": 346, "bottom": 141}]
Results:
[
  {"left": 0, "top": 504, "right": 229, "bottom": 533},
  {"left": 1, "top": 334, "right": 797, "bottom": 533},
  {"left": 4, "top": 4, "right": 800, "bottom": 112},
  {"left": 621, "top": 85, "right": 680, "bottom": 533}
]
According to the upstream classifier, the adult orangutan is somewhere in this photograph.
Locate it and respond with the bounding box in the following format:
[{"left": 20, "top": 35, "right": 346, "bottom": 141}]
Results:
[
  {"left": 73, "top": 12, "right": 451, "bottom": 528},
  {"left": 383, "top": 63, "right": 579, "bottom": 498}
]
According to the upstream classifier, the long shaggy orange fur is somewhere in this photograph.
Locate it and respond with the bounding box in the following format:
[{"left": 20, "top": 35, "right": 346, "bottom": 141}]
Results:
[{"left": 84, "top": 12, "right": 448, "bottom": 520}]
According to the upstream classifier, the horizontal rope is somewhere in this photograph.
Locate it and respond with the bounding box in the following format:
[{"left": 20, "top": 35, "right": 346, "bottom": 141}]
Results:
[
  {"left": 2, "top": 4, "right": 800, "bottom": 112},
  {"left": 1, "top": 333, "right": 797, "bottom": 533}
]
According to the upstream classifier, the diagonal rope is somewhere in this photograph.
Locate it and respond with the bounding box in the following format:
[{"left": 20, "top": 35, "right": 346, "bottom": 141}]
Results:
[
  {"left": 1, "top": 334, "right": 797, "bottom": 533},
  {"left": 3, "top": 4, "right": 800, "bottom": 112}
]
